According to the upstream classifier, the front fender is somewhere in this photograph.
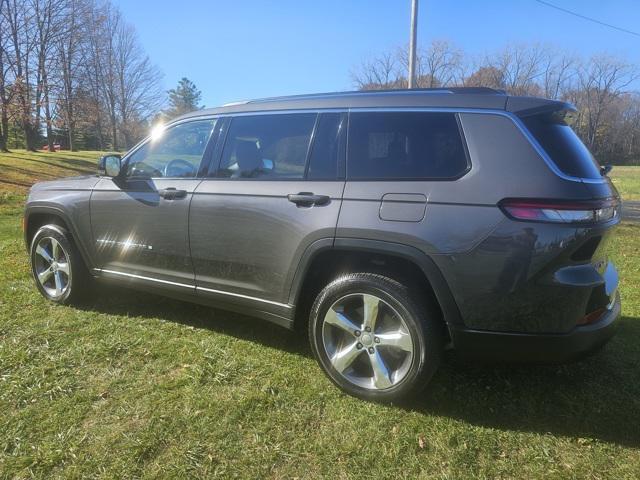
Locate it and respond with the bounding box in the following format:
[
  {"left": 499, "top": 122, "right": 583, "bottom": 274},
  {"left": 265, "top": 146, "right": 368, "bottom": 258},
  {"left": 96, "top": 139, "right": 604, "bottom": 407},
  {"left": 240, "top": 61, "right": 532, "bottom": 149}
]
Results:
[{"left": 25, "top": 180, "right": 98, "bottom": 271}]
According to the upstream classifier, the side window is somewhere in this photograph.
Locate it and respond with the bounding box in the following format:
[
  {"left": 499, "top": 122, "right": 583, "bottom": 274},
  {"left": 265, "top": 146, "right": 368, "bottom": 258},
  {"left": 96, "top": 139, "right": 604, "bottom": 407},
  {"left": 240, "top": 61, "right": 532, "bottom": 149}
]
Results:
[
  {"left": 125, "top": 119, "right": 216, "bottom": 178},
  {"left": 347, "top": 112, "right": 469, "bottom": 180},
  {"left": 217, "top": 113, "right": 316, "bottom": 179},
  {"left": 521, "top": 112, "right": 601, "bottom": 179},
  {"left": 307, "top": 113, "right": 346, "bottom": 180}
]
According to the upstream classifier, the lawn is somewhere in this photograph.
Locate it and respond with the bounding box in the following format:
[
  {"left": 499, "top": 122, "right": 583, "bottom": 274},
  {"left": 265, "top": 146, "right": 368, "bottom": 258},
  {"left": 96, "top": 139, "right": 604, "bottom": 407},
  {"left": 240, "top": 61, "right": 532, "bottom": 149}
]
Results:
[
  {"left": 610, "top": 166, "right": 640, "bottom": 201},
  {"left": 1, "top": 152, "right": 639, "bottom": 478}
]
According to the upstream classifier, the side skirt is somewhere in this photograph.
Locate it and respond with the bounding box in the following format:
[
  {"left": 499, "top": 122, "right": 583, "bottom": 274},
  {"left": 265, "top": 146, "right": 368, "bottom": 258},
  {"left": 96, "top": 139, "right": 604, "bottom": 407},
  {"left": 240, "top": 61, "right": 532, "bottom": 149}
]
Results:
[{"left": 93, "top": 269, "right": 294, "bottom": 330}]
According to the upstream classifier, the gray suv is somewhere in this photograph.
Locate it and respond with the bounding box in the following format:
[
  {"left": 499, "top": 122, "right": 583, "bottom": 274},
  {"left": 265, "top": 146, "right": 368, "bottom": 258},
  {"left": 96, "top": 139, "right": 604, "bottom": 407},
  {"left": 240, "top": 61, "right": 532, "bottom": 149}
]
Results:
[{"left": 24, "top": 88, "right": 621, "bottom": 402}]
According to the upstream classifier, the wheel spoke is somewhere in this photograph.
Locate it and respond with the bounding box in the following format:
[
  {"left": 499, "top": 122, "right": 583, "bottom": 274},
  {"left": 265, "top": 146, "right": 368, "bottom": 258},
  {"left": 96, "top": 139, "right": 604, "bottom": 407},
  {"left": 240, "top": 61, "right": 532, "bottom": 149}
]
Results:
[
  {"left": 36, "top": 244, "right": 53, "bottom": 264},
  {"left": 324, "top": 307, "right": 360, "bottom": 334},
  {"left": 54, "top": 271, "right": 63, "bottom": 295},
  {"left": 38, "top": 268, "right": 53, "bottom": 284},
  {"left": 56, "top": 261, "right": 70, "bottom": 276},
  {"left": 330, "top": 341, "right": 363, "bottom": 373},
  {"left": 369, "top": 350, "right": 392, "bottom": 389},
  {"left": 377, "top": 331, "right": 413, "bottom": 353},
  {"left": 362, "top": 294, "right": 380, "bottom": 331},
  {"left": 51, "top": 239, "right": 60, "bottom": 261}
]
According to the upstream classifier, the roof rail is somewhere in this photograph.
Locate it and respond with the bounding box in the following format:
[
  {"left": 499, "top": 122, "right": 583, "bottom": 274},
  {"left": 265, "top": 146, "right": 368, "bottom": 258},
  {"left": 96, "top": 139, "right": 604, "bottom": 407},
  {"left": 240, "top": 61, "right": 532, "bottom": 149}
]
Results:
[{"left": 230, "top": 87, "right": 506, "bottom": 106}]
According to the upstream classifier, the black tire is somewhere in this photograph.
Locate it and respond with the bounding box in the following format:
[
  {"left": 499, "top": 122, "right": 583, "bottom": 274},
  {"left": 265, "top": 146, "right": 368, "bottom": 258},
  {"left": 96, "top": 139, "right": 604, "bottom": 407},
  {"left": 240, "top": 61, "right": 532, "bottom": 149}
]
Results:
[
  {"left": 308, "top": 273, "right": 443, "bottom": 402},
  {"left": 30, "top": 224, "right": 91, "bottom": 304}
]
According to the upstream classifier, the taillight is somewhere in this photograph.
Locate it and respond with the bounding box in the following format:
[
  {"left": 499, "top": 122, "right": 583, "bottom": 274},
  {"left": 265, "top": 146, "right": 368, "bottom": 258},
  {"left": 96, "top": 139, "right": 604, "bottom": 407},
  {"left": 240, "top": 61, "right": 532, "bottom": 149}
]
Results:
[{"left": 499, "top": 198, "right": 618, "bottom": 224}]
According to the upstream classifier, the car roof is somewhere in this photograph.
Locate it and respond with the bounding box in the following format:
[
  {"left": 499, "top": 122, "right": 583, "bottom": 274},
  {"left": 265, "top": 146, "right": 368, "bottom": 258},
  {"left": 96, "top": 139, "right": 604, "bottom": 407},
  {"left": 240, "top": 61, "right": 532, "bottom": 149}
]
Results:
[{"left": 175, "top": 88, "right": 573, "bottom": 121}]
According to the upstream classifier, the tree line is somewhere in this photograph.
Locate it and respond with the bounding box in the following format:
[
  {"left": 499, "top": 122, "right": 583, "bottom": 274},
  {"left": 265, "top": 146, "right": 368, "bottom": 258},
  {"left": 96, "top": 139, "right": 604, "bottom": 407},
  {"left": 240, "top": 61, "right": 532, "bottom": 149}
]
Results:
[
  {"left": 352, "top": 41, "right": 640, "bottom": 165},
  {"left": 0, "top": 0, "right": 168, "bottom": 152}
]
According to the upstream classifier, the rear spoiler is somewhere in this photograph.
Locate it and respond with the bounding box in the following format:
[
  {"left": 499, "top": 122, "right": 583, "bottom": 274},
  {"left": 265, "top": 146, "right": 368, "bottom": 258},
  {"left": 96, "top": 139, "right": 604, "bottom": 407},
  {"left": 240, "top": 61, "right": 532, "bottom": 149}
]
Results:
[{"left": 506, "top": 96, "right": 577, "bottom": 118}]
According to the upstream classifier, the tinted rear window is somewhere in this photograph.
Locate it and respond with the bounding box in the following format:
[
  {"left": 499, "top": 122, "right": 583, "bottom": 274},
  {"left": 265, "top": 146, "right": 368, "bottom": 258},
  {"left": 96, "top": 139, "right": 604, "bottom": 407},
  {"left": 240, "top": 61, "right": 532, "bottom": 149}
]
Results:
[
  {"left": 522, "top": 112, "right": 601, "bottom": 179},
  {"left": 217, "top": 113, "right": 316, "bottom": 179},
  {"left": 347, "top": 112, "right": 469, "bottom": 180}
]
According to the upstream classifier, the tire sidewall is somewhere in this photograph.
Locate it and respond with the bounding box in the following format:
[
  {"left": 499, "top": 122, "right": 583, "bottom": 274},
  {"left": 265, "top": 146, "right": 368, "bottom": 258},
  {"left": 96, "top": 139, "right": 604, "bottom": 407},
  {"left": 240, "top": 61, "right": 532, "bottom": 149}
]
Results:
[
  {"left": 309, "top": 274, "right": 435, "bottom": 402},
  {"left": 30, "top": 225, "right": 77, "bottom": 304}
]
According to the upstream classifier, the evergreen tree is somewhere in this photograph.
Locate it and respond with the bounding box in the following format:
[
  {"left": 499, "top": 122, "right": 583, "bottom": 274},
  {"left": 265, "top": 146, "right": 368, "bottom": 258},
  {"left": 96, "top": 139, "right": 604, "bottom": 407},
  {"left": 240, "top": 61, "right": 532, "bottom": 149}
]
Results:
[{"left": 164, "top": 77, "right": 203, "bottom": 119}]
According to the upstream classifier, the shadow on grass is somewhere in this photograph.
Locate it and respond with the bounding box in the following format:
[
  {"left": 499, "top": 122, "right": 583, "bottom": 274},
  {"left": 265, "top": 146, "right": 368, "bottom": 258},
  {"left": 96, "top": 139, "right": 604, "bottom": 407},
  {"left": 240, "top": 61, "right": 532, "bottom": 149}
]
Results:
[
  {"left": 408, "top": 316, "right": 640, "bottom": 448},
  {"left": 78, "top": 286, "right": 640, "bottom": 448},
  {"left": 1, "top": 154, "right": 95, "bottom": 174},
  {"left": 77, "top": 285, "right": 307, "bottom": 357}
]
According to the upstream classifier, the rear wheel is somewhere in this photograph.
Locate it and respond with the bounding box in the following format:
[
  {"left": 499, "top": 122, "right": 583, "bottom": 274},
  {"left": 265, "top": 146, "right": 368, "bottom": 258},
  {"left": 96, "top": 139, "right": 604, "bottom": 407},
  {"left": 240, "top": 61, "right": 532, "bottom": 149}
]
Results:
[
  {"left": 30, "top": 225, "right": 90, "bottom": 304},
  {"left": 309, "top": 273, "right": 443, "bottom": 402}
]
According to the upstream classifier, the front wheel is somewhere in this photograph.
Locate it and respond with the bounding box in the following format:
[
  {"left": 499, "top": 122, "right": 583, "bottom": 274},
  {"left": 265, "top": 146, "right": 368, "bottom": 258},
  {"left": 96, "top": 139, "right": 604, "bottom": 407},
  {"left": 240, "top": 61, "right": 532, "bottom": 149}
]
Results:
[
  {"left": 308, "top": 273, "right": 443, "bottom": 402},
  {"left": 30, "top": 224, "right": 90, "bottom": 304}
]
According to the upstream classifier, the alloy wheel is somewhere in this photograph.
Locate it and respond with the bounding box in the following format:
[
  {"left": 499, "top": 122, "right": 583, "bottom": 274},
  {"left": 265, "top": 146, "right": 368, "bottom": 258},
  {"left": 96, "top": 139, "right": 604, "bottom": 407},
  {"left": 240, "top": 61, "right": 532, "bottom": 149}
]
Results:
[
  {"left": 321, "top": 293, "right": 414, "bottom": 390},
  {"left": 34, "top": 236, "right": 71, "bottom": 298}
]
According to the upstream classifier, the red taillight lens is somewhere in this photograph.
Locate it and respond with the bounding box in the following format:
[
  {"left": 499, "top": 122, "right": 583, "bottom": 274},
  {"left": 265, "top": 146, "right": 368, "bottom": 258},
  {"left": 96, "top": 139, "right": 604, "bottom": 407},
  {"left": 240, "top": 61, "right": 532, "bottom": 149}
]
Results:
[{"left": 499, "top": 198, "right": 619, "bottom": 224}]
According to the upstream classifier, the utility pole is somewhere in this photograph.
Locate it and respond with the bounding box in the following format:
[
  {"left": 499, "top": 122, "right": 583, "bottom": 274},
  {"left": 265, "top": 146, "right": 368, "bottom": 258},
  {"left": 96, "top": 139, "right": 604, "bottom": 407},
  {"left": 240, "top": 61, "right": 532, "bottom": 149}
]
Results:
[{"left": 408, "top": 0, "right": 419, "bottom": 88}]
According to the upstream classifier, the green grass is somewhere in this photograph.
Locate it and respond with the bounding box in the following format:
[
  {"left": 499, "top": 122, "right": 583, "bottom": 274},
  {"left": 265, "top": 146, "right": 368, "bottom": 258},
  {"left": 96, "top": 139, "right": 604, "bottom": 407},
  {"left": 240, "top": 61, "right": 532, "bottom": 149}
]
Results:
[
  {"left": 610, "top": 166, "right": 640, "bottom": 201},
  {"left": 1, "top": 151, "right": 639, "bottom": 478}
]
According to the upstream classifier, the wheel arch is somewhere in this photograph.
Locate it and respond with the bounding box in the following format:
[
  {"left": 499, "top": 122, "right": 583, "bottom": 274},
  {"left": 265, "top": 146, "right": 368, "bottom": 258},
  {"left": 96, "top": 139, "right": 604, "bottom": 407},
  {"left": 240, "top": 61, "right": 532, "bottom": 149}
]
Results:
[
  {"left": 289, "top": 238, "right": 463, "bottom": 335},
  {"left": 24, "top": 206, "right": 95, "bottom": 272}
]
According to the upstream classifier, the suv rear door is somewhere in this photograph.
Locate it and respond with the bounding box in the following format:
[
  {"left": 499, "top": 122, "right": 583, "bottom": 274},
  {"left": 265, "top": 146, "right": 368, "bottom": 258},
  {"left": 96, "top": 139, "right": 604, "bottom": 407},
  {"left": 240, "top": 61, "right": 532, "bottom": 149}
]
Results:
[{"left": 190, "top": 111, "right": 346, "bottom": 318}]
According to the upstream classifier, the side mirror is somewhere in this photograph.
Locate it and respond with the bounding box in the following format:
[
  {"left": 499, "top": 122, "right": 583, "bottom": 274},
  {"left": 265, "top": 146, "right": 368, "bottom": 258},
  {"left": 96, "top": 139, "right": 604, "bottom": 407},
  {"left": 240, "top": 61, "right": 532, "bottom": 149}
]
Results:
[
  {"left": 98, "top": 154, "right": 122, "bottom": 177},
  {"left": 600, "top": 164, "right": 613, "bottom": 176}
]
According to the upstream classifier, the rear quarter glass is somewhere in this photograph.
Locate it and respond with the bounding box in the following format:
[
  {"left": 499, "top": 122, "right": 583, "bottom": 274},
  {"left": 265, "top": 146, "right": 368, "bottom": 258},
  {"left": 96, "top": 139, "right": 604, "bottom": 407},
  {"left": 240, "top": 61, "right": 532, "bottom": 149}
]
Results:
[{"left": 521, "top": 112, "right": 602, "bottom": 180}]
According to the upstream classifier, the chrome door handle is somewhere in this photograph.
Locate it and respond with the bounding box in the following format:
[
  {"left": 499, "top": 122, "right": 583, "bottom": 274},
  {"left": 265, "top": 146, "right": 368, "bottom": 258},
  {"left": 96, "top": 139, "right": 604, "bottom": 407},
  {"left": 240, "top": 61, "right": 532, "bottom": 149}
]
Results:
[
  {"left": 159, "top": 188, "right": 187, "bottom": 200},
  {"left": 287, "top": 192, "right": 330, "bottom": 207}
]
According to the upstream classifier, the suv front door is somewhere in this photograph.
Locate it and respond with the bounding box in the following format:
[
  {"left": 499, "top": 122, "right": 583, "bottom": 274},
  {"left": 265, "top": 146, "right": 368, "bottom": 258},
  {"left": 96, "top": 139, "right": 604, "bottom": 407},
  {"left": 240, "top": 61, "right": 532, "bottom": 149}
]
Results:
[
  {"left": 189, "top": 112, "right": 346, "bottom": 318},
  {"left": 90, "top": 118, "right": 217, "bottom": 290}
]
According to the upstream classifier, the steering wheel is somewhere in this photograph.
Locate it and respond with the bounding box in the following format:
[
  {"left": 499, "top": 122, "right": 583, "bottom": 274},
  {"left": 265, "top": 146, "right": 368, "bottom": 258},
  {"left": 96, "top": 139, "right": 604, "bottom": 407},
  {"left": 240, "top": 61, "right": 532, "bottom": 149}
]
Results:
[{"left": 163, "top": 158, "right": 196, "bottom": 178}]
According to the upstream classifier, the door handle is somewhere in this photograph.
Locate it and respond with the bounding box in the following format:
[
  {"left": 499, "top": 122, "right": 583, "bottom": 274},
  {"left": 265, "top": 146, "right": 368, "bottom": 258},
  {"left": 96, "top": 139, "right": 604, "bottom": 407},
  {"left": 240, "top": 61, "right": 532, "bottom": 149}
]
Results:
[
  {"left": 158, "top": 188, "right": 187, "bottom": 200},
  {"left": 287, "top": 192, "right": 330, "bottom": 207}
]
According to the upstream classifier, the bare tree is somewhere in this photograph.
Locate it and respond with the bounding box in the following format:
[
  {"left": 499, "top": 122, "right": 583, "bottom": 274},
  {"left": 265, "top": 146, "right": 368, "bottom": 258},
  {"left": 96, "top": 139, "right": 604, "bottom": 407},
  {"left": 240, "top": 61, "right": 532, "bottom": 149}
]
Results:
[
  {"left": 114, "top": 20, "right": 162, "bottom": 149},
  {"left": 31, "top": 0, "right": 66, "bottom": 152},
  {"left": 541, "top": 53, "right": 577, "bottom": 100},
  {"left": 351, "top": 50, "right": 404, "bottom": 90},
  {"left": 0, "top": 0, "right": 11, "bottom": 151},
  {"left": 574, "top": 55, "right": 639, "bottom": 150},
  {"left": 4, "top": 0, "right": 39, "bottom": 150},
  {"left": 399, "top": 40, "right": 464, "bottom": 88},
  {"left": 56, "top": 0, "right": 88, "bottom": 150},
  {"left": 480, "top": 44, "right": 549, "bottom": 96}
]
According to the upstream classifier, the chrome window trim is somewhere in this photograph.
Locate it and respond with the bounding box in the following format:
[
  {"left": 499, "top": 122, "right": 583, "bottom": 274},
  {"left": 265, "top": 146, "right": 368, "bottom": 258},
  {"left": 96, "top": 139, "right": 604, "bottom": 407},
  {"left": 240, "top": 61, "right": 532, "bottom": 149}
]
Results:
[{"left": 93, "top": 268, "right": 292, "bottom": 309}]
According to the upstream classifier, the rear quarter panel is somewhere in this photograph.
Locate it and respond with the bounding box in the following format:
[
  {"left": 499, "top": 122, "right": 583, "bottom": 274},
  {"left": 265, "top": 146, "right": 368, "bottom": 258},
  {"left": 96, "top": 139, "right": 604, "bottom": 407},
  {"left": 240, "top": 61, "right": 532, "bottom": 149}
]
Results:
[{"left": 337, "top": 112, "right": 606, "bottom": 333}]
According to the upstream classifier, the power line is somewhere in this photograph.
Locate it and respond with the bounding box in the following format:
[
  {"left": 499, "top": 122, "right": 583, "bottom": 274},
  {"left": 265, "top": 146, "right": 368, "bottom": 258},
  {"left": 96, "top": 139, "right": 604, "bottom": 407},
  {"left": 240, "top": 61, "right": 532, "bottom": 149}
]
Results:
[{"left": 534, "top": 0, "right": 640, "bottom": 38}]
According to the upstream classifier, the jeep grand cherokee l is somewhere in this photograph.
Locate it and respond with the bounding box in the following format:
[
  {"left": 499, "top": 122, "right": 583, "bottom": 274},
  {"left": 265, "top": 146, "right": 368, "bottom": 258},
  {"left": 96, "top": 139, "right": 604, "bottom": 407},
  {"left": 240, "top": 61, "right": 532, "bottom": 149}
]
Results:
[{"left": 24, "top": 88, "right": 621, "bottom": 402}]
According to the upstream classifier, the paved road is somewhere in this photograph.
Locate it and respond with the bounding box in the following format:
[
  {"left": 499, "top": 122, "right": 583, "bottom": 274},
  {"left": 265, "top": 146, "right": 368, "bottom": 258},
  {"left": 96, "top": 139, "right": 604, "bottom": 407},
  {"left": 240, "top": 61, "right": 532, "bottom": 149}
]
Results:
[{"left": 623, "top": 201, "right": 640, "bottom": 223}]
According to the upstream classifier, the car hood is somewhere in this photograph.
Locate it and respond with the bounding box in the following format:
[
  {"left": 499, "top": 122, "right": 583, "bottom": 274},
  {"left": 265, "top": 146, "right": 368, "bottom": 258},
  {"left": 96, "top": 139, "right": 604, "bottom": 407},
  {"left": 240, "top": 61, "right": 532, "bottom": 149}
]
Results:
[{"left": 29, "top": 175, "right": 102, "bottom": 192}]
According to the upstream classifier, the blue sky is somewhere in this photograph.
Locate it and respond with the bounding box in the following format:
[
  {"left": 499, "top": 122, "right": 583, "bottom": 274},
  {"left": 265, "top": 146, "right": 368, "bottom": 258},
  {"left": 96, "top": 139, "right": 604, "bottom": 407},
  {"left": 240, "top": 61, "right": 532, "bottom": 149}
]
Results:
[{"left": 115, "top": 0, "right": 640, "bottom": 108}]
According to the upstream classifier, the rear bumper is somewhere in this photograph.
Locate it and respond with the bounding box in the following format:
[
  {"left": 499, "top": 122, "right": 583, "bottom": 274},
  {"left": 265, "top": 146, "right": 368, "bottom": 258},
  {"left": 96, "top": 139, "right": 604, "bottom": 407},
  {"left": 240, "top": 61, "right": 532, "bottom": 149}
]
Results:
[{"left": 450, "top": 294, "right": 621, "bottom": 363}]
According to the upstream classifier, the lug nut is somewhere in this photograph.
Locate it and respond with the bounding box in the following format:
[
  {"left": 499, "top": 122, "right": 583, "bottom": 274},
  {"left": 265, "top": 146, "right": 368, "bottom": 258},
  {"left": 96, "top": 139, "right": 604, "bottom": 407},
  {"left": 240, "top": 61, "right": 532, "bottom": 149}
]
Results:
[
  {"left": 368, "top": 347, "right": 374, "bottom": 354},
  {"left": 374, "top": 337, "right": 380, "bottom": 344},
  {"left": 365, "top": 326, "right": 371, "bottom": 332},
  {"left": 356, "top": 343, "right": 363, "bottom": 349},
  {"left": 354, "top": 330, "right": 361, "bottom": 337}
]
